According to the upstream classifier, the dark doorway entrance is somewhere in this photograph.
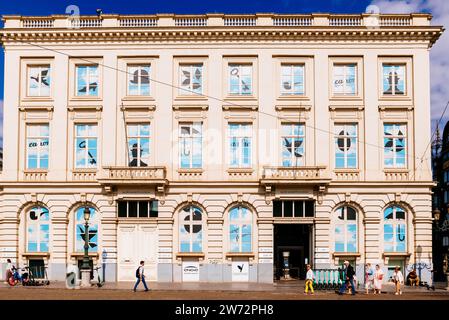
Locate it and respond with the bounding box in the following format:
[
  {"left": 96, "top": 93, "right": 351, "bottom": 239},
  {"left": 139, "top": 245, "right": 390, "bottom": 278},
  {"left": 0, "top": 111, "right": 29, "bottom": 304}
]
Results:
[{"left": 274, "top": 224, "right": 311, "bottom": 280}]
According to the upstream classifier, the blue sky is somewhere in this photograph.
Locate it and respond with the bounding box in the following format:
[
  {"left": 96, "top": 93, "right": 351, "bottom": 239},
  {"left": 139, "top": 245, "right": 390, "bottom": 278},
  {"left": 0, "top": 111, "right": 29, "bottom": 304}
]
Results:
[{"left": 0, "top": 0, "right": 447, "bottom": 147}]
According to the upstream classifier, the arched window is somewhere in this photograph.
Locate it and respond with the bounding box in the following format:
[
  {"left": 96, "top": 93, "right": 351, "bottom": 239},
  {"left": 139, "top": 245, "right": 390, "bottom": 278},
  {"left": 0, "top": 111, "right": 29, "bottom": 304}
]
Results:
[
  {"left": 179, "top": 206, "right": 203, "bottom": 253},
  {"left": 383, "top": 205, "right": 406, "bottom": 252},
  {"left": 229, "top": 206, "right": 252, "bottom": 252},
  {"left": 26, "top": 206, "right": 50, "bottom": 252},
  {"left": 75, "top": 207, "right": 98, "bottom": 252},
  {"left": 334, "top": 206, "right": 357, "bottom": 253}
]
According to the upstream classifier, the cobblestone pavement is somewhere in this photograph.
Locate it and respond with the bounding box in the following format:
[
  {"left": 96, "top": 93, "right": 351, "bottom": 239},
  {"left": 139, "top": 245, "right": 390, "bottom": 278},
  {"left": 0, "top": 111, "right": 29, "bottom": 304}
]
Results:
[{"left": 0, "top": 283, "right": 448, "bottom": 300}]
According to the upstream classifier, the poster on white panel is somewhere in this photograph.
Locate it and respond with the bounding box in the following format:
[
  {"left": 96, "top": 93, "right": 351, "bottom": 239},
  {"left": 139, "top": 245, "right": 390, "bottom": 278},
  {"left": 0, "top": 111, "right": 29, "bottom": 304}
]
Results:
[
  {"left": 232, "top": 261, "right": 249, "bottom": 282},
  {"left": 182, "top": 261, "right": 200, "bottom": 282}
]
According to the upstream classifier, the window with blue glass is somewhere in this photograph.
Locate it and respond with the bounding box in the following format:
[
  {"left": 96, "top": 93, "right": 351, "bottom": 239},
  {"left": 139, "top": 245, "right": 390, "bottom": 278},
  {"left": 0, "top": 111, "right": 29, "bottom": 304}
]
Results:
[
  {"left": 333, "top": 64, "right": 357, "bottom": 95},
  {"left": 128, "top": 65, "right": 150, "bottom": 96},
  {"left": 335, "top": 124, "right": 357, "bottom": 169},
  {"left": 28, "top": 65, "right": 51, "bottom": 97},
  {"left": 335, "top": 206, "right": 357, "bottom": 253},
  {"left": 179, "top": 64, "right": 203, "bottom": 95},
  {"left": 280, "top": 64, "right": 304, "bottom": 95},
  {"left": 383, "top": 206, "right": 406, "bottom": 252},
  {"left": 384, "top": 124, "right": 407, "bottom": 168},
  {"left": 229, "top": 123, "right": 252, "bottom": 168},
  {"left": 179, "top": 123, "right": 202, "bottom": 169},
  {"left": 75, "top": 124, "right": 97, "bottom": 168},
  {"left": 27, "top": 206, "right": 50, "bottom": 252},
  {"left": 127, "top": 124, "right": 150, "bottom": 167},
  {"left": 229, "top": 206, "right": 252, "bottom": 253},
  {"left": 229, "top": 64, "right": 252, "bottom": 95},
  {"left": 179, "top": 206, "right": 203, "bottom": 253},
  {"left": 383, "top": 64, "right": 405, "bottom": 95},
  {"left": 76, "top": 65, "right": 99, "bottom": 96},
  {"left": 281, "top": 123, "right": 305, "bottom": 166},
  {"left": 75, "top": 207, "right": 98, "bottom": 252},
  {"left": 26, "top": 124, "right": 49, "bottom": 170}
]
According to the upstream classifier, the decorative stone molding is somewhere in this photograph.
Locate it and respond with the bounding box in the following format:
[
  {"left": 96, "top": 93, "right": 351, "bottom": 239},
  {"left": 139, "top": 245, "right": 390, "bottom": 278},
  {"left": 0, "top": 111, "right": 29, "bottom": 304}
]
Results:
[
  {"left": 22, "top": 170, "right": 48, "bottom": 182},
  {"left": 177, "top": 169, "right": 204, "bottom": 180},
  {"left": 72, "top": 169, "right": 97, "bottom": 181},
  {"left": 227, "top": 168, "right": 255, "bottom": 180},
  {"left": 382, "top": 252, "right": 411, "bottom": 265},
  {"left": 384, "top": 169, "right": 410, "bottom": 181}
]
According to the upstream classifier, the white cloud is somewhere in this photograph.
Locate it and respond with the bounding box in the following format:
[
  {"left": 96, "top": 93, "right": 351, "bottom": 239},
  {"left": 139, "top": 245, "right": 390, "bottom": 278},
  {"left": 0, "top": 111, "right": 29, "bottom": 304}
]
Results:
[{"left": 370, "top": 0, "right": 449, "bottom": 132}]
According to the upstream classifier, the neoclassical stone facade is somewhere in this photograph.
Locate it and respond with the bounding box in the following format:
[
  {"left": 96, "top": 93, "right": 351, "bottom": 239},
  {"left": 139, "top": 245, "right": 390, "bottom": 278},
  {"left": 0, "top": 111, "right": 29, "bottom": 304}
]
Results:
[{"left": 0, "top": 13, "right": 443, "bottom": 284}]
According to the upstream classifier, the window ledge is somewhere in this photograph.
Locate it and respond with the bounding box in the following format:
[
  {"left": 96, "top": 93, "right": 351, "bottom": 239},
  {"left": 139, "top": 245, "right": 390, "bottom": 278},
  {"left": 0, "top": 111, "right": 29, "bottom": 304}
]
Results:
[
  {"left": 22, "top": 252, "right": 50, "bottom": 258},
  {"left": 174, "top": 96, "right": 208, "bottom": 101},
  {"left": 227, "top": 168, "right": 254, "bottom": 173},
  {"left": 70, "top": 252, "right": 100, "bottom": 258},
  {"left": 378, "top": 96, "right": 412, "bottom": 102},
  {"left": 382, "top": 252, "right": 411, "bottom": 258},
  {"left": 225, "top": 252, "right": 255, "bottom": 258},
  {"left": 223, "top": 96, "right": 258, "bottom": 102},
  {"left": 178, "top": 168, "right": 204, "bottom": 173},
  {"left": 122, "top": 96, "right": 155, "bottom": 102},
  {"left": 176, "top": 252, "right": 205, "bottom": 259},
  {"left": 23, "top": 169, "right": 49, "bottom": 173},
  {"left": 329, "top": 96, "right": 363, "bottom": 101},
  {"left": 21, "top": 97, "right": 54, "bottom": 103},
  {"left": 72, "top": 168, "right": 98, "bottom": 173},
  {"left": 276, "top": 95, "right": 309, "bottom": 101},
  {"left": 332, "top": 252, "right": 361, "bottom": 258},
  {"left": 69, "top": 97, "right": 103, "bottom": 102}
]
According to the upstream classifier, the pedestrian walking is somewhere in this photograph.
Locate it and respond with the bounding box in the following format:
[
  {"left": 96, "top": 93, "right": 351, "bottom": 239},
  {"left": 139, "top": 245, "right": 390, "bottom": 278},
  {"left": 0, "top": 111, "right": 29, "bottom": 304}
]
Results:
[
  {"left": 5, "top": 259, "right": 13, "bottom": 284},
  {"left": 373, "top": 264, "right": 384, "bottom": 294},
  {"left": 304, "top": 264, "right": 314, "bottom": 295},
  {"left": 133, "top": 260, "right": 149, "bottom": 292},
  {"left": 364, "top": 263, "right": 374, "bottom": 294},
  {"left": 392, "top": 266, "right": 404, "bottom": 295},
  {"left": 338, "top": 260, "right": 357, "bottom": 295}
]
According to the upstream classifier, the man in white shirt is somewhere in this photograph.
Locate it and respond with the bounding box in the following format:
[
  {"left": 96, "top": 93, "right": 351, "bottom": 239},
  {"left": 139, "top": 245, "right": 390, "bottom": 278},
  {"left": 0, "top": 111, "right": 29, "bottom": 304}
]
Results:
[{"left": 133, "top": 260, "right": 149, "bottom": 292}]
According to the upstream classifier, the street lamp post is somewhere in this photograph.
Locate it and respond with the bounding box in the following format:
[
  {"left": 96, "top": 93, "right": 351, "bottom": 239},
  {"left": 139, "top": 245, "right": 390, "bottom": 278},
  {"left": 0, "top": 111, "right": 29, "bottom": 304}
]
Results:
[{"left": 81, "top": 206, "right": 91, "bottom": 287}]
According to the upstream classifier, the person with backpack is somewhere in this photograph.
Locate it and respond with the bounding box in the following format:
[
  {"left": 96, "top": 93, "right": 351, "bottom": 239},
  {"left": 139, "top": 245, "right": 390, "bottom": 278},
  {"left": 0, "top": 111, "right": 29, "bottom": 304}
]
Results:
[
  {"left": 338, "top": 260, "right": 357, "bottom": 295},
  {"left": 133, "top": 260, "right": 149, "bottom": 292}
]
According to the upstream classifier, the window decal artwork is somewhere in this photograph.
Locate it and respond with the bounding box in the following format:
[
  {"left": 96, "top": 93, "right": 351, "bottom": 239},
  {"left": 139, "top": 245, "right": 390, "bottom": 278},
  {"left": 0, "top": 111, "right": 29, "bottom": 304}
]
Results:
[
  {"left": 127, "top": 124, "right": 150, "bottom": 167},
  {"left": 179, "top": 64, "right": 203, "bottom": 95},
  {"left": 281, "top": 124, "right": 305, "bottom": 166},
  {"left": 27, "top": 206, "right": 50, "bottom": 252},
  {"left": 26, "top": 124, "right": 49, "bottom": 169},
  {"left": 179, "top": 206, "right": 203, "bottom": 253},
  {"left": 383, "top": 65, "right": 405, "bottom": 95},
  {"left": 179, "top": 122, "right": 202, "bottom": 169},
  {"left": 335, "top": 206, "right": 357, "bottom": 253},
  {"left": 75, "top": 124, "right": 98, "bottom": 168},
  {"left": 76, "top": 65, "right": 99, "bottom": 96},
  {"left": 280, "top": 64, "right": 304, "bottom": 95},
  {"left": 128, "top": 65, "right": 150, "bottom": 96},
  {"left": 333, "top": 64, "right": 357, "bottom": 95},
  {"left": 229, "top": 123, "right": 252, "bottom": 168},
  {"left": 384, "top": 124, "right": 406, "bottom": 168},
  {"left": 229, "top": 206, "right": 252, "bottom": 252},
  {"left": 229, "top": 64, "right": 252, "bottom": 95},
  {"left": 335, "top": 124, "right": 357, "bottom": 169},
  {"left": 383, "top": 206, "right": 406, "bottom": 252},
  {"left": 28, "top": 66, "right": 51, "bottom": 96},
  {"left": 75, "top": 207, "right": 98, "bottom": 252}
]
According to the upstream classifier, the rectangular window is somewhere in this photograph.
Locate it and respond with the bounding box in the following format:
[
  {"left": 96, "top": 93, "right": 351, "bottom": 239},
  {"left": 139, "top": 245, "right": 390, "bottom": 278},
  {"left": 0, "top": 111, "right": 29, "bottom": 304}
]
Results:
[
  {"left": 281, "top": 123, "right": 305, "bottom": 166},
  {"left": 335, "top": 124, "right": 357, "bottom": 169},
  {"left": 229, "top": 123, "right": 252, "bottom": 168},
  {"left": 26, "top": 124, "right": 49, "bottom": 169},
  {"left": 28, "top": 66, "right": 51, "bottom": 96},
  {"left": 332, "top": 64, "right": 357, "bottom": 95},
  {"left": 280, "top": 64, "right": 304, "bottom": 95},
  {"left": 117, "top": 200, "right": 158, "bottom": 218},
  {"left": 179, "top": 64, "right": 203, "bottom": 95},
  {"left": 75, "top": 124, "right": 97, "bottom": 168},
  {"left": 179, "top": 122, "right": 202, "bottom": 169},
  {"left": 229, "top": 64, "right": 252, "bottom": 95},
  {"left": 127, "top": 123, "right": 150, "bottom": 167},
  {"left": 127, "top": 65, "right": 150, "bottom": 96},
  {"left": 384, "top": 124, "right": 407, "bottom": 168},
  {"left": 272, "top": 200, "right": 315, "bottom": 218},
  {"left": 76, "top": 65, "right": 99, "bottom": 96},
  {"left": 383, "top": 64, "right": 406, "bottom": 95}
]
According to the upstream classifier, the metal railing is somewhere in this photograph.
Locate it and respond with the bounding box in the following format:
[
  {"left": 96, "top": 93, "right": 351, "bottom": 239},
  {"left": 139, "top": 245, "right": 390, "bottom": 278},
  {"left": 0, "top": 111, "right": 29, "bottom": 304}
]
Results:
[{"left": 313, "top": 269, "right": 344, "bottom": 290}]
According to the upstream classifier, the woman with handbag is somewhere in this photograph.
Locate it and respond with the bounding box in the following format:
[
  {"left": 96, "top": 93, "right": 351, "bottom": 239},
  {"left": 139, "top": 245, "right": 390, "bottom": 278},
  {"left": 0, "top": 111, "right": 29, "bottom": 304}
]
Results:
[{"left": 373, "top": 264, "right": 384, "bottom": 294}]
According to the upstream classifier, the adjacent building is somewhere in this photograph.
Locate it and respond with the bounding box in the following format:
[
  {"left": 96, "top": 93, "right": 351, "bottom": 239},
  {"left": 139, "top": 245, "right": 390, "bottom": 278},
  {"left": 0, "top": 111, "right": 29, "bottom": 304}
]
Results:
[{"left": 0, "top": 13, "right": 443, "bottom": 284}]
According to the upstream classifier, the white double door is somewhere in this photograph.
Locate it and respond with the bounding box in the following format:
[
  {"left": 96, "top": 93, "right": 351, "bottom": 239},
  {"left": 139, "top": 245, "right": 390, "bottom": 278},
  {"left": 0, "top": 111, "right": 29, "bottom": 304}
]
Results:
[{"left": 117, "top": 224, "right": 158, "bottom": 281}]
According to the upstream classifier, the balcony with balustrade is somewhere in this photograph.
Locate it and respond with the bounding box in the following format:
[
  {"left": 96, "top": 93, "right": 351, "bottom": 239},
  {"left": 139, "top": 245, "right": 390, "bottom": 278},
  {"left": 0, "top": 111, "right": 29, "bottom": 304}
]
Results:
[
  {"left": 97, "top": 166, "right": 168, "bottom": 186},
  {"left": 260, "top": 166, "right": 331, "bottom": 186}
]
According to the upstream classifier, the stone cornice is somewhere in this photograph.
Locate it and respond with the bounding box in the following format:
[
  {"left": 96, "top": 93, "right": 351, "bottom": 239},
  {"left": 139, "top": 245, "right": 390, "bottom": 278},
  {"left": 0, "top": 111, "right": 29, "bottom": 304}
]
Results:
[{"left": 0, "top": 27, "right": 443, "bottom": 48}]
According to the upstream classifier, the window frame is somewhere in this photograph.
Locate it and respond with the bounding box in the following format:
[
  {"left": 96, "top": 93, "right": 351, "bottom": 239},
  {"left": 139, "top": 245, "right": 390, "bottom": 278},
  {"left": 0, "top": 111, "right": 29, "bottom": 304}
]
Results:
[
  {"left": 178, "top": 63, "right": 204, "bottom": 96},
  {"left": 74, "top": 123, "right": 98, "bottom": 169},
  {"left": 26, "top": 123, "right": 50, "bottom": 170},
  {"left": 179, "top": 122, "right": 203, "bottom": 169},
  {"left": 229, "top": 206, "right": 253, "bottom": 253},
  {"left": 26, "top": 206, "right": 50, "bottom": 253},
  {"left": 27, "top": 65, "right": 52, "bottom": 97},
  {"left": 281, "top": 123, "right": 305, "bottom": 167},
  {"left": 334, "top": 206, "right": 358, "bottom": 253},
  {"left": 179, "top": 206, "right": 204, "bottom": 253},
  {"left": 223, "top": 56, "right": 258, "bottom": 100},
  {"left": 75, "top": 206, "right": 99, "bottom": 253},
  {"left": 279, "top": 64, "right": 305, "bottom": 96},
  {"left": 75, "top": 64, "right": 100, "bottom": 97},
  {"left": 332, "top": 63, "right": 358, "bottom": 96},
  {"left": 334, "top": 123, "right": 358, "bottom": 169},
  {"left": 383, "top": 123, "right": 407, "bottom": 169},
  {"left": 378, "top": 57, "right": 412, "bottom": 101},
  {"left": 126, "top": 123, "right": 151, "bottom": 167},
  {"left": 381, "top": 64, "right": 407, "bottom": 96},
  {"left": 127, "top": 64, "right": 151, "bottom": 96},
  {"left": 328, "top": 57, "right": 363, "bottom": 100},
  {"left": 228, "top": 123, "right": 253, "bottom": 168},
  {"left": 383, "top": 206, "right": 407, "bottom": 253}
]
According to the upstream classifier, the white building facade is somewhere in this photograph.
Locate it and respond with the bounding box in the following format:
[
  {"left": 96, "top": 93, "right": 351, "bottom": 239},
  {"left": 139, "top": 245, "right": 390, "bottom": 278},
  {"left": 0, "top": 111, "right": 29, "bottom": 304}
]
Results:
[{"left": 0, "top": 13, "right": 443, "bottom": 284}]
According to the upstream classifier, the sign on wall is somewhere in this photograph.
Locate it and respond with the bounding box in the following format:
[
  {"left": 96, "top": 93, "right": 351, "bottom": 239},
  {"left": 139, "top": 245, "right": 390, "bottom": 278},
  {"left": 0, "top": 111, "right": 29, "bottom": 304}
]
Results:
[
  {"left": 182, "top": 261, "right": 200, "bottom": 282},
  {"left": 232, "top": 261, "right": 249, "bottom": 282}
]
